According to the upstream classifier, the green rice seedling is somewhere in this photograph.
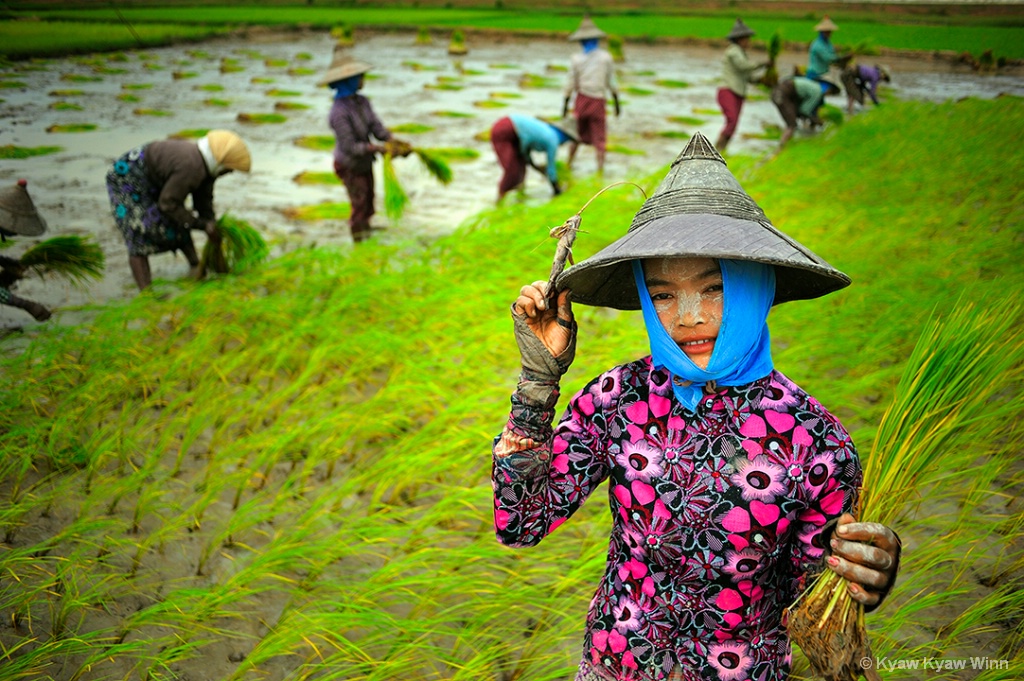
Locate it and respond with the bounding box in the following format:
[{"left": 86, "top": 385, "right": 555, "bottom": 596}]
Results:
[
  {"left": 473, "top": 99, "right": 507, "bottom": 108},
  {"left": 274, "top": 101, "right": 310, "bottom": 111},
  {"left": 424, "top": 82, "right": 463, "bottom": 91},
  {"left": 171, "top": 128, "right": 210, "bottom": 140},
  {"left": 390, "top": 122, "right": 433, "bottom": 134},
  {"left": 489, "top": 91, "right": 523, "bottom": 99},
  {"left": 416, "top": 26, "right": 433, "bottom": 45},
  {"left": 413, "top": 149, "right": 454, "bottom": 185},
  {"left": 266, "top": 88, "right": 301, "bottom": 97},
  {"left": 46, "top": 123, "right": 97, "bottom": 133},
  {"left": 429, "top": 147, "right": 480, "bottom": 162},
  {"left": 117, "top": 93, "right": 141, "bottom": 102},
  {"left": 742, "top": 123, "right": 783, "bottom": 141},
  {"left": 186, "top": 49, "right": 211, "bottom": 60},
  {"left": 761, "top": 30, "right": 783, "bottom": 88},
  {"left": 61, "top": 73, "right": 101, "bottom": 83},
  {"left": 49, "top": 88, "right": 84, "bottom": 96},
  {"left": 142, "top": 62, "right": 163, "bottom": 70},
  {"left": 280, "top": 202, "right": 350, "bottom": 221},
  {"left": 400, "top": 60, "right": 440, "bottom": 72},
  {"left": 194, "top": 83, "right": 224, "bottom": 92},
  {"left": 382, "top": 154, "right": 408, "bottom": 223},
  {"left": 657, "top": 130, "right": 690, "bottom": 139},
  {"left": 19, "top": 235, "right": 104, "bottom": 285},
  {"left": 789, "top": 298, "right": 1024, "bottom": 680},
  {"left": 198, "top": 214, "right": 269, "bottom": 278},
  {"left": 204, "top": 97, "right": 231, "bottom": 107},
  {"left": 133, "top": 108, "right": 172, "bottom": 116},
  {"left": 449, "top": 29, "right": 468, "bottom": 56},
  {"left": 251, "top": 76, "right": 275, "bottom": 84},
  {"left": 608, "top": 35, "right": 625, "bottom": 62},
  {"left": 220, "top": 59, "right": 244, "bottom": 74},
  {"left": 236, "top": 112, "right": 287, "bottom": 124},
  {"left": 622, "top": 85, "right": 654, "bottom": 96},
  {"left": 292, "top": 171, "right": 340, "bottom": 186},
  {"left": 0, "top": 79, "right": 25, "bottom": 89},
  {"left": 546, "top": 63, "right": 569, "bottom": 72},
  {"left": 332, "top": 24, "right": 354, "bottom": 47},
  {"left": 430, "top": 110, "right": 475, "bottom": 118},
  {"left": 0, "top": 144, "right": 62, "bottom": 159},
  {"left": 264, "top": 58, "right": 289, "bottom": 68},
  {"left": 667, "top": 115, "right": 706, "bottom": 126},
  {"left": 92, "top": 66, "right": 126, "bottom": 75},
  {"left": 654, "top": 78, "right": 689, "bottom": 88},
  {"left": 172, "top": 70, "right": 198, "bottom": 80},
  {"left": 288, "top": 67, "right": 316, "bottom": 76},
  {"left": 122, "top": 83, "right": 152, "bottom": 90},
  {"left": 518, "top": 73, "right": 558, "bottom": 88}
]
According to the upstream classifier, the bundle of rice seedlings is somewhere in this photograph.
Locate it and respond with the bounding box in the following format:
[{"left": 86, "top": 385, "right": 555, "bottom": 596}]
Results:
[
  {"left": 762, "top": 30, "right": 782, "bottom": 88},
  {"left": 608, "top": 35, "right": 625, "bottom": 63},
  {"left": 198, "top": 214, "right": 269, "bottom": 278},
  {"left": 19, "top": 235, "right": 104, "bottom": 286},
  {"left": 413, "top": 149, "right": 453, "bottom": 185},
  {"left": 819, "top": 104, "right": 844, "bottom": 126},
  {"left": 787, "top": 299, "right": 1024, "bottom": 681},
  {"left": 448, "top": 30, "right": 467, "bottom": 56},
  {"left": 382, "top": 154, "right": 408, "bottom": 223}
]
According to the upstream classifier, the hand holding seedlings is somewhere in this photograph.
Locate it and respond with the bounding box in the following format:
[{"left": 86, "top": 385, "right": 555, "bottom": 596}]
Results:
[{"left": 826, "top": 512, "right": 901, "bottom": 608}]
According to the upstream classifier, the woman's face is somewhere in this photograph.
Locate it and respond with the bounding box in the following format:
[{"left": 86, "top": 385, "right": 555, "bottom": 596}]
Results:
[{"left": 643, "top": 257, "right": 724, "bottom": 369}]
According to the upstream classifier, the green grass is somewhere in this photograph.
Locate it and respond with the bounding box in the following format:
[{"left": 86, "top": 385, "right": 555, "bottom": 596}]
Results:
[
  {"left": 1, "top": 96, "right": 1023, "bottom": 680},
  {"left": 293, "top": 134, "right": 333, "bottom": 152},
  {"left": 236, "top": 112, "right": 287, "bottom": 124},
  {"left": 292, "top": 171, "right": 340, "bottom": 186},
  {"left": 45, "top": 123, "right": 96, "bottom": 133},
  {"left": 390, "top": 122, "right": 434, "bottom": 134},
  {"left": 280, "top": 201, "right": 350, "bottom": 220},
  {"left": 0, "top": 19, "right": 224, "bottom": 59}
]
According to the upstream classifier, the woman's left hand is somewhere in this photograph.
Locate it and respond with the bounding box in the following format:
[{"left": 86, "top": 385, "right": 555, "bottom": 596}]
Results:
[{"left": 826, "top": 512, "right": 901, "bottom": 609}]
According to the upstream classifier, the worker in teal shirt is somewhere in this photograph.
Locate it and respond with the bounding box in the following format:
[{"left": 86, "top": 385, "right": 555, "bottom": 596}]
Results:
[
  {"left": 807, "top": 16, "right": 842, "bottom": 80},
  {"left": 490, "top": 114, "right": 579, "bottom": 203}
]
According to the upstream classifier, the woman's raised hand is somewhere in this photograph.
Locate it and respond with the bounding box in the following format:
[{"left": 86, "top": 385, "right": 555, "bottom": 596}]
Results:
[
  {"left": 511, "top": 281, "right": 576, "bottom": 383},
  {"left": 513, "top": 281, "right": 574, "bottom": 358}
]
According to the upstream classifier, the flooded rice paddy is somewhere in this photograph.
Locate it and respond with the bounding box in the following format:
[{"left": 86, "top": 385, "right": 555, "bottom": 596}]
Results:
[{"left": 2, "top": 29, "right": 1022, "bottom": 326}]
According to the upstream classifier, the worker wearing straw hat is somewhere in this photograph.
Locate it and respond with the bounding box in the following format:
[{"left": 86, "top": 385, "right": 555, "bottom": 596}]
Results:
[
  {"left": 321, "top": 50, "right": 410, "bottom": 244},
  {"left": 490, "top": 114, "right": 579, "bottom": 203},
  {"left": 492, "top": 133, "right": 900, "bottom": 680},
  {"left": 105, "top": 130, "right": 251, "bottom": 290},
  {"left": 0, "top": 180, "right": 51, "bottom": 321},
  {"left": 806, "top": 16, "right": 849, "bottom": 81},
  {"left": 842, "top": 62, "right": 891, "bottom": 115},
  {"left": 562, "top": 15, "right": 620, "bottom": 175},
  {"left": 715, "top": 18, "right": 769, "bottom": 152}
]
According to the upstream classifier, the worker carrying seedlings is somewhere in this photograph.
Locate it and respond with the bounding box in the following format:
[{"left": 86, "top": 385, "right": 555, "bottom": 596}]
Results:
[
  {"left": 490, "top": 114, "right": 578, "bottom": 204},
  {"left": 0, "top": 180, "right": 51, "bottom": 321},
  {"left": 771, "top": 76, "right": 841, "bottom": 147},
  {"left": 562, "top": 15, "right": 620, "bottom": 175},
  {"left": 320, "top": 50, "right": 411, "bottom": 243},
  {"left": 842, "top": 63, "right": 891, "bottom": 115},
  {"left": 491, "top": 133, "right": 900, "bottom": 680},
  {"left": 715, "top": 18, "right": 770, "bottom": 153},
  {"left": 106, "top": 129, "right": 251, "bottom": 291}
]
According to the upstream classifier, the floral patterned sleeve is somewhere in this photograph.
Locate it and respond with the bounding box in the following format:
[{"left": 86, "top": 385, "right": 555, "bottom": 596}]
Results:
[
  {"left": 788, "top": 407, "right": 863, "bottom": 588},
  {"left": 492, "top": 374, "right": 613, "bottom": 548}
]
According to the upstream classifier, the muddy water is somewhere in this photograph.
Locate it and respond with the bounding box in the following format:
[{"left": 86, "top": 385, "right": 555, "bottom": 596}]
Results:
[{"left": 2, "top": 30, "right": 1022, "bottom": 327}]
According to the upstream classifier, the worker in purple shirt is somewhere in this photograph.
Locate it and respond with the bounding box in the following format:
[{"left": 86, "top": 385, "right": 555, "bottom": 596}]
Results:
[{"left": 842, "top": 63, "right": 891, "bottom": 114}]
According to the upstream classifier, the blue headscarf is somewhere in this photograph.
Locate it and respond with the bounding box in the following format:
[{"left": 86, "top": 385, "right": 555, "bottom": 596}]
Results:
[
  {"left": 581, "top": 38, "right": 599, "bottom": 54},
  {"left": 330, "top": 74, "right": 362, "bottom": 100},
  {"left": 631, "top": 258, "right": 776, "bottom": 411}
]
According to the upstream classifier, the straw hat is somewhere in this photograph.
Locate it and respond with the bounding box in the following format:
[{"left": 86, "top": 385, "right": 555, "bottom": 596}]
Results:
[
  {"left": 550, "top": 116, "right": 580, "bottom": 142},
  {"left": 726, "top": 18, "right": 756, "bottom": 41},
  {"left": 205, "top": 130, "right": 251, "bottom": 173},
  {"left": 814, "top": 16, "right": 839, "bottom": 32},
  {"left": 556, "top": 132, "right": 850, "bottom": 309},
  {"left": 318, "top": 51, "right": 372, "bottom": 86},
  {"left": 568, "top": 15, "right": 607, "bottom": 41},
  {"left": 0, "top": 179, "right": 47, "bottom": 237}
]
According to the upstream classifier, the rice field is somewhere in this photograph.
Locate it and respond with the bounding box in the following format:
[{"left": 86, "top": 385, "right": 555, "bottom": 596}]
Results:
[{"left": 1, "top": 97, "right": 1023, "bottom": 680}]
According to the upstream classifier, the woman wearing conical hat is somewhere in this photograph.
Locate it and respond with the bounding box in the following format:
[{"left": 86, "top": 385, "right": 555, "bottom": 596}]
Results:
[
  {"left": 321, "top": 51, "right": 410, "bottom": 244},
  {"left": 0, "top": 180, "right": 51, "bottom": 321},
  {"left": 562, "top": 15, "right": 620, "bottom": 175},
  {"left": 806, "top": 16, "right": 847, "bottom": 81},
  {"left": 715, "top": 18, "right": 769, "bottom": 153},
  {"left": 105, "top": 130, "right": 251, "bottom": 290},
  {"left": 491, "top": 134, "right": 900, "bottom": 680}
]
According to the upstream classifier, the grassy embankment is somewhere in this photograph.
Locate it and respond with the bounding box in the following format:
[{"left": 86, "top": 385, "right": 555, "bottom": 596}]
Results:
[
  {"left": 2, "top": 5, "right": 1023, "bottom": 60},
  {"left": 1, "top": 96, "right": 1022, "bottom": 680}
]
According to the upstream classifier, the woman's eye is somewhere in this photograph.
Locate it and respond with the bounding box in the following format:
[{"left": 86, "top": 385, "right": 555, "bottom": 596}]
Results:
[
  {"left": 651, "top": 292, "right": 671, "bottom": 301},
  {"left": 705, "top": 284, "right": 724, "bottom": 294}
]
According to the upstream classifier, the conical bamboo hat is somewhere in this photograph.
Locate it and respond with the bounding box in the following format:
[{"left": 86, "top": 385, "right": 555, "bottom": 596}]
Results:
[
  {"left": 0, "top": 180, "right": 47, "bottom": 237},
  {"left": 556, "top": 132, "right": 850, "bottom": 309},
  {"left": 568, "top": 15, "right": 607, "bottom": 41}
]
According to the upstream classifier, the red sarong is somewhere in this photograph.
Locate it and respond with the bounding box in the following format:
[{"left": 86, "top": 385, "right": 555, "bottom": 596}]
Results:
[
  {"left": 716, "top": 87, "right": 745, "bottom": 140},
  {"left": 334, "top": 160, "right": 375, "bottom": 242},
  {"left": 491, "top": 116, "right": 526, "bottom": 197},
  {"left": 573, "top": 93, "right": 607, "bottom": 151}
]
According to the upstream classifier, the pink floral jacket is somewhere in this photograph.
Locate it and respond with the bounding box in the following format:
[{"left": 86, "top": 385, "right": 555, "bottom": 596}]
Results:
[{"left": 492, "top": 357, "right": 861, "bottom": 681}]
